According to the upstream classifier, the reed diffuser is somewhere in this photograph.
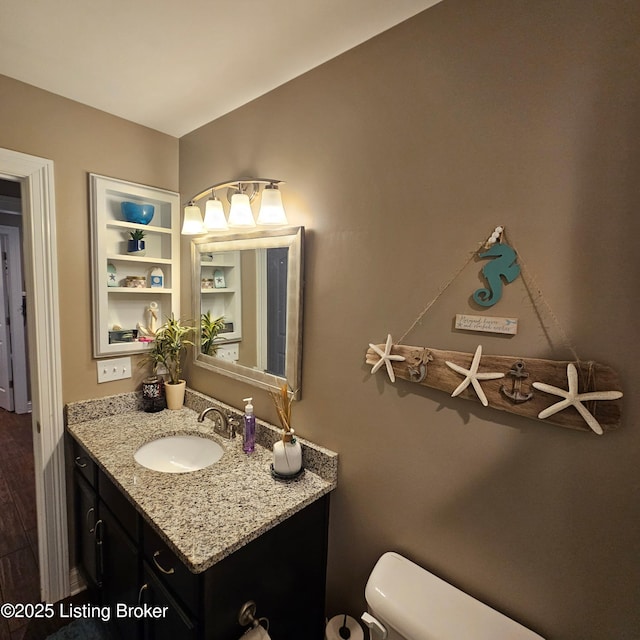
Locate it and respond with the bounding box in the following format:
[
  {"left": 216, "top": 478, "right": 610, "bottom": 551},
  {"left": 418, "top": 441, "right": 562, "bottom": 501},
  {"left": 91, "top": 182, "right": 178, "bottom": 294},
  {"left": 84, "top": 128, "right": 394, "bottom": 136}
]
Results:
[
  {"left": 269, "top": 382, "right": 295, "bottom": 442},
  {"left": 269, "top": 382, "right": 302, "bottom": 477}
]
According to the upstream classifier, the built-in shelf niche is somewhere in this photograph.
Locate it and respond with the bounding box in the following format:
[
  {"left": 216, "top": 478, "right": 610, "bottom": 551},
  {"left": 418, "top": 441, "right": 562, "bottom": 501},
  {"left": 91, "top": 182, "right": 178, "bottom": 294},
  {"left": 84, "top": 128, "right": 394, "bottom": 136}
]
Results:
[{"left": 90, "top": 174, "right": 180, "bottom": 357}]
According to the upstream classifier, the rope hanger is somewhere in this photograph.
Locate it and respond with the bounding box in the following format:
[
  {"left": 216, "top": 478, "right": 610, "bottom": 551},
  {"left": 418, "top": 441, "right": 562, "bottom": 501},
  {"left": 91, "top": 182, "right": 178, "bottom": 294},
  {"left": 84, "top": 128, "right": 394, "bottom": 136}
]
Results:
[{"left": 397, "top": 225, "right": 582, "bottom": 365}]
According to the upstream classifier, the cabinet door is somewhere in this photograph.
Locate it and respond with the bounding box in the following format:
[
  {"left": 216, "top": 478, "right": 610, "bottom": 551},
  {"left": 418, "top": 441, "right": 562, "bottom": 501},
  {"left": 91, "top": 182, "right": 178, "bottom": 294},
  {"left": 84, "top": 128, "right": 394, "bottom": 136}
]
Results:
[
  {"left": 75, "top": 473, "right": 100, "bottom": 589},
  {"left": 203, "top": 495, "right": 330, "bottom": 640},
  {"left": 141, "top": 563, "right": 198, "bottom": 640},
  {"left": 100, "top": 504, "right": 140, "bottom": 640}
]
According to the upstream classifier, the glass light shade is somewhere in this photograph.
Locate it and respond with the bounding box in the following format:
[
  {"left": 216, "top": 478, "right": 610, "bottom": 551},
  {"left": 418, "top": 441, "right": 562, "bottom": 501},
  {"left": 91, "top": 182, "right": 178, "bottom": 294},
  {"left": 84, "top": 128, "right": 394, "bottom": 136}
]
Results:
[
  {"left": 203, "top": 197, "right": 228, "bottom": 230},
  {"left": 257, "top": 187, "right": 287, "bottom": 225},
  {"left": 181, "top": 204, "right": 204, "bottom": 235},
  {"left": 228, "top": 193, "right": 256, "bottom": 227}
]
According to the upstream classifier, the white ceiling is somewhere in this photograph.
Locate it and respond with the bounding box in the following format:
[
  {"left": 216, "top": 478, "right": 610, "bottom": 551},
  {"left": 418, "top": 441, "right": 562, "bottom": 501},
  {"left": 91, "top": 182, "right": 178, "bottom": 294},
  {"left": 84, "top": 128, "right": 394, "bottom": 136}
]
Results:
[{"left": 0, "top": 0, "right": 442, "bottom": 138}]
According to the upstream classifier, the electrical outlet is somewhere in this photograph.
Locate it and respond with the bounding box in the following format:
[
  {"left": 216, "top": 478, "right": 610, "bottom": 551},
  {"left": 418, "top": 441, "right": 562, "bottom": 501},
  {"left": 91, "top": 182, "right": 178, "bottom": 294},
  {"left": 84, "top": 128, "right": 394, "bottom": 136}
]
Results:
[{"left": 97, "top": 357, "right": 132, "bottom": 383}]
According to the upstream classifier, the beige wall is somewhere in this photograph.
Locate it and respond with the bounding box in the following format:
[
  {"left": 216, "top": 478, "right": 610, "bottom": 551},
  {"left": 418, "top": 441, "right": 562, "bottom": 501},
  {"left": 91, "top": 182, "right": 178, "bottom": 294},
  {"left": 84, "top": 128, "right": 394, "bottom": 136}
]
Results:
[
  {"left": 2, "top": 0, "right": 638, "bottom": 637},
  {"left": 181, "top": 2, "right": 640, "bottom": 638},
  {"left": 0, "top": 74, "right": 179, "bottom": 403}
]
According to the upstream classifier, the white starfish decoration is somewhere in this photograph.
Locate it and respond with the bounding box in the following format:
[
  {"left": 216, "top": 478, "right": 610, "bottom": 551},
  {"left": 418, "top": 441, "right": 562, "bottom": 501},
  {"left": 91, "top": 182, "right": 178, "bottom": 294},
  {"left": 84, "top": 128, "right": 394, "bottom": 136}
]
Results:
[
  {"left": 368, "top": 334, "right": 406, "bottom": 383},
  {"left": 445, "top": 344, "right": 505, "bottom": 407},
  {"left": 532, "top": 363, "right": 622, "bottom": 435}
]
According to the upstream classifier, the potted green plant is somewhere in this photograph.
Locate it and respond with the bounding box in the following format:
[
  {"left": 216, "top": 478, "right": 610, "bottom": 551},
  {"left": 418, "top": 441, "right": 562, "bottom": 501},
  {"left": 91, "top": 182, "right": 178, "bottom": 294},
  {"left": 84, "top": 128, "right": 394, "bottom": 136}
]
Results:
[
  {"left": 200, "top": 311, "right": 226, "bottom": 356},
  {"left": 127, "top": 228, "right": 146, "bottom": 256},
  {"left": 142, "top": 315, "right": 194, "bottom": 410}
]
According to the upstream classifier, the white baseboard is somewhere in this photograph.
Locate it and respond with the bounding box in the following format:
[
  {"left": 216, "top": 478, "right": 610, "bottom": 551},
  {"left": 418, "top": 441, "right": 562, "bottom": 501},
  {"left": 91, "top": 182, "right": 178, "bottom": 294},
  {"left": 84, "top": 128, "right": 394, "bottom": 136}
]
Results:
[{"left": 68, "top": 567, "right": 87, "bottom": 597}]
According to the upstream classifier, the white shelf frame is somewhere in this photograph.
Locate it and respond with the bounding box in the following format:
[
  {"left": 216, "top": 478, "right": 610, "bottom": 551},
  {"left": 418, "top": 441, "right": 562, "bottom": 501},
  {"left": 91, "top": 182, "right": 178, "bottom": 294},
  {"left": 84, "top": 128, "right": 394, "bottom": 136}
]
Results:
[{"left": 90, "top": 174, "right": 180, "bottom": 357}]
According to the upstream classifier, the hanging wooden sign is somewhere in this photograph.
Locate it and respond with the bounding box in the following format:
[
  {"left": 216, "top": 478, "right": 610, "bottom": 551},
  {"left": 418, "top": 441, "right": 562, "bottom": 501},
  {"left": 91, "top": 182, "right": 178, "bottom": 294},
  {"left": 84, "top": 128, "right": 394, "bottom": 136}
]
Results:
[
  {"left": 365, "top": 338, "right": 622, "bottom": 435},
  {"left": 366, "top": 226, "right": 624, "bottom": 436},
  {"left": 455, "top": 314, "right": 518, "bottom": 335}
]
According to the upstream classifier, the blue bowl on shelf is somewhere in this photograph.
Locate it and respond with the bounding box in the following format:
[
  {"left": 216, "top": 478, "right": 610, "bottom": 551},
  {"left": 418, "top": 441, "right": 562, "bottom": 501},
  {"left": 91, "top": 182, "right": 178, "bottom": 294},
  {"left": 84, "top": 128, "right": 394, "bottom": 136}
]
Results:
[{"left": 121, "top": 201, "right": 155, "bottom": 225}]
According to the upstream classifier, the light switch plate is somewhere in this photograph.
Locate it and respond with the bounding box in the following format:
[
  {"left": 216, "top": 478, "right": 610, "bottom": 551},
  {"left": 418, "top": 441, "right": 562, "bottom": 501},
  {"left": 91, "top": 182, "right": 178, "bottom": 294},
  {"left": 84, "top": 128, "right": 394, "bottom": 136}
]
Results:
[{"left": 97, "top": 357, "right": 132, "bottom": 383}]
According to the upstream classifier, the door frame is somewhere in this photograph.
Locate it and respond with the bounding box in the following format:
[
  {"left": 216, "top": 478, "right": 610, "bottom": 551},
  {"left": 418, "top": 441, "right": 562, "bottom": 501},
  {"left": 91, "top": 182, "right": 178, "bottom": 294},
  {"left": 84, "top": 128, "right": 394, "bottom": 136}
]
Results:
[{"left": 0, "top": 148, "right": 68, "bottom": 602}]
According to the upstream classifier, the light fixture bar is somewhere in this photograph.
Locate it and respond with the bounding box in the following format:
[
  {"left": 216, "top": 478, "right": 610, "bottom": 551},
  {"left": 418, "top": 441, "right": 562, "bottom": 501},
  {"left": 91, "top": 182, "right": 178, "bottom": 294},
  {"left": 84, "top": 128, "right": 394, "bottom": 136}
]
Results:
[
  {"left": 186, "top": 178, "right": 284, "bottom": 206},
  {"left": 182, "top": 177, "right": 288, "bottom": 235}
]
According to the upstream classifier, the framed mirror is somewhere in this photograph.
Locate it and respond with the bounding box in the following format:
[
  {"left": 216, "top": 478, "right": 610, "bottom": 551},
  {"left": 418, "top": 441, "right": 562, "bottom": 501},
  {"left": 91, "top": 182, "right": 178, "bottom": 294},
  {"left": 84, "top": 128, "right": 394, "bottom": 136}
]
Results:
[{"left": 191, "top": 227, "right": 304, "bottom": 397}]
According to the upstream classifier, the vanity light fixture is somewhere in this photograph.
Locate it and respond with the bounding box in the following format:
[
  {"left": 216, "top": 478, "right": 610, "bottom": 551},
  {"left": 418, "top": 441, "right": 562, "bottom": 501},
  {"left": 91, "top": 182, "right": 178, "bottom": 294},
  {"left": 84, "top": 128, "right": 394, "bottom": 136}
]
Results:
[
  {"left": 181, "top": 178, "right": 287, "bottom": 235},
  {"left": 257, "top": 183, "right": 287, "bottom": 225},
  {"left": 203, "top": 192, "right": 227, "bottom": 231},
  {"left": 228, "top": 190, "right": 255, "bottom": 228},
  {"left": 182, "top": 203, "right": 205, "bottom": 235}
]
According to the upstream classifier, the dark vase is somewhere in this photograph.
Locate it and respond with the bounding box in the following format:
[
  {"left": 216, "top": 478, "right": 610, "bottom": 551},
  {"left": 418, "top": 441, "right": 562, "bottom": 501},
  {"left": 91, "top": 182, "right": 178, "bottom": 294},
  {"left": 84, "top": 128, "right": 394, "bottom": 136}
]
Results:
[{"left": 142, "top": 377, "right": 166, "bottom": 412}]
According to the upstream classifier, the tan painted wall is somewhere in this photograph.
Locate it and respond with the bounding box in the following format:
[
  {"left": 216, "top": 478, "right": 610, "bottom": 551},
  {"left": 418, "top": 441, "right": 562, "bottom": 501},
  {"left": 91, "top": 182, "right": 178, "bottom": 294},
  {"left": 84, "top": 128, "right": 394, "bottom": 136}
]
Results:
[
  {"left": 180, "top": 2, "right": 640, "bottom": 638},
  {"left": 0, "top": 74, "right": 179, "bottom": 403}
]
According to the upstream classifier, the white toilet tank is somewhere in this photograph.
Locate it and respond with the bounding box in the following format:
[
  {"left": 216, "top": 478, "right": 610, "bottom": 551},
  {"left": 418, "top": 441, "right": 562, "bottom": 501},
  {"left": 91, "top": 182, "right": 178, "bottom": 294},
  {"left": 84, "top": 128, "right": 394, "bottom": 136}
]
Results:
[{"left": 363, "top": 552, "right": 545, "bottom": 640}]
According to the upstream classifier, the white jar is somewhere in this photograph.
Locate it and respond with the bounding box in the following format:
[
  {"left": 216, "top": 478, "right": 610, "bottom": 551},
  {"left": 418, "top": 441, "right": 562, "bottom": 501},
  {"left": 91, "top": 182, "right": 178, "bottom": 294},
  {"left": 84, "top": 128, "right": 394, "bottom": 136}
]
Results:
[{"left": 273, "top": 431, "right": 302, "bottom": 476}]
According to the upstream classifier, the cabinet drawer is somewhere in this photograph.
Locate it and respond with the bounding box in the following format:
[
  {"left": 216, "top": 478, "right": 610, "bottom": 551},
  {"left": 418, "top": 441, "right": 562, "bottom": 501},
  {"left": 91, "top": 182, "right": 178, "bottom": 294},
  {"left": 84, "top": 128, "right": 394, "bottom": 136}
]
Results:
[
  {"left": 71, "top": 438, "right": 97, "bottom": 487},
  {"left": 143, "top": 520, "right": 199, "bottom": 617},
  {"left": 98, "top": 469, "right": 139, "bottom": 543}
]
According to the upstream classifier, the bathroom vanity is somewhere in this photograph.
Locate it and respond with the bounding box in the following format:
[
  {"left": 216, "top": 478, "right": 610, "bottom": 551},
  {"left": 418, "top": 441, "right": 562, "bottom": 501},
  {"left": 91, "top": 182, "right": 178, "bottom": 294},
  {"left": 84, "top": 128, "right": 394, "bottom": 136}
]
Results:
[{"left": 66, "top": 390, "right": 337, "bottom": 640}]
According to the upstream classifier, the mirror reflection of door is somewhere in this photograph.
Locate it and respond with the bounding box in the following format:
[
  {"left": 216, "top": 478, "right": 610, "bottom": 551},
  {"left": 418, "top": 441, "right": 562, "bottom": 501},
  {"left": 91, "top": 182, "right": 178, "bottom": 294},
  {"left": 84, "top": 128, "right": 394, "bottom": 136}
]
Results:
[{"left": 265, "top": 247, "right": 288, "bottom": 377}]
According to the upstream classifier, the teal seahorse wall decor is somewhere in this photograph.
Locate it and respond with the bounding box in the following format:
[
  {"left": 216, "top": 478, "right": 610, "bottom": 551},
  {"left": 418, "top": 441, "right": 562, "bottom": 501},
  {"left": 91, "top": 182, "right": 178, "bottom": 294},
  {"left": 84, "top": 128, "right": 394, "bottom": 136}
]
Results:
[{"left": 473, "top": 242, "right": 521, "bottom": 307}]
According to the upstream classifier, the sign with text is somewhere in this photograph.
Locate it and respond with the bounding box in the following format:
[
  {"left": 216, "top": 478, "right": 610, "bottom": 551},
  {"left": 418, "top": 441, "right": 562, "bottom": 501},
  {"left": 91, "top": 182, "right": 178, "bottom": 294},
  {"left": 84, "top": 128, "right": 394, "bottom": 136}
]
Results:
[{"left": 455, "top": 314, "right": 518, "bottom": 335}]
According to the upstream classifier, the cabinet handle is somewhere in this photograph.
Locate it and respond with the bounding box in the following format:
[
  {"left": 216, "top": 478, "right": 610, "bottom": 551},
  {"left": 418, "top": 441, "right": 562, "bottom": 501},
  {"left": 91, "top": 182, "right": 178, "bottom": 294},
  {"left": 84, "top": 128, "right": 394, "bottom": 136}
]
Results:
[
  {"left": 152, "top": 550, "right": 175, "bottom": 575},
  {"left": 86, "top": 507, "right": 96, "bottom": 534},
  {"left": 138, "top": 583, "right": 148, "bottom": 606},
  {"left": 74, "top": 456, "right": 88, "bottom": 469},
  {"left": 95, "top": 519, "right": 104, "bottom": 588}
]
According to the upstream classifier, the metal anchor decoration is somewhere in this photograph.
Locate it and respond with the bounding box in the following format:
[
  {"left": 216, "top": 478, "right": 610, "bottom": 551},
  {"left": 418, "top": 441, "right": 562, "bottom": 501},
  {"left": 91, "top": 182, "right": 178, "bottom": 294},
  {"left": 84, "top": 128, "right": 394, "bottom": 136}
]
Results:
[{"left": 501, "top": 360, "right": 533, "bottom": 403}]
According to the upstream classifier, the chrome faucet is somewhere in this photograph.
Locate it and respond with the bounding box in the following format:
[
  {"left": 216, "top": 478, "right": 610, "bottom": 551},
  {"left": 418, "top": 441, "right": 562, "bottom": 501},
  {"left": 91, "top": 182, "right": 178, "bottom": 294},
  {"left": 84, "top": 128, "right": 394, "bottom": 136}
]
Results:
[{"left": 197, "top": 407, "right": 237, "bottom": 439}]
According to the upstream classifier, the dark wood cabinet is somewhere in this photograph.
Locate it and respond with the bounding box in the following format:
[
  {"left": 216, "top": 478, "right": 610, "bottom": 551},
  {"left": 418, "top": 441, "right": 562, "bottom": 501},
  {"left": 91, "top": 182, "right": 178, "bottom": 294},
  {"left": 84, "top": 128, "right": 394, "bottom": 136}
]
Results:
[
  {"left": 141, "top": 563, "right": 198, "bottom": 640},
  {"left": 70, "top": 435, "right": 330, "bottom": 640},
  {"left": 74, "top": 473, "right": 100, "bottom": 590},
  {"left": 100, "top": 504, "right": 140, "bottom": 640}
]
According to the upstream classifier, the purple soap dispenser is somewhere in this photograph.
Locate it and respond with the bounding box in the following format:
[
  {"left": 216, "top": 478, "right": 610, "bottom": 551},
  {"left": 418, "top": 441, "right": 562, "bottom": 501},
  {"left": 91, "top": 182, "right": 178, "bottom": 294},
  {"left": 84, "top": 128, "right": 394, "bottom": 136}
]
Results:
[{"left": 242, "top": 397, "right": 255, "bottom": 454}]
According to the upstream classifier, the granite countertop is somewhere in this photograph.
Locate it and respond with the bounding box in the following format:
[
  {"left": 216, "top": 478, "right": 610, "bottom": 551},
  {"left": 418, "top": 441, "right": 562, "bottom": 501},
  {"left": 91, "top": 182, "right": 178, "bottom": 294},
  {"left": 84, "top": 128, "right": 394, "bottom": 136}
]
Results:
[{"left": 66, "top": 390, "right": 337, "bottom": 574}]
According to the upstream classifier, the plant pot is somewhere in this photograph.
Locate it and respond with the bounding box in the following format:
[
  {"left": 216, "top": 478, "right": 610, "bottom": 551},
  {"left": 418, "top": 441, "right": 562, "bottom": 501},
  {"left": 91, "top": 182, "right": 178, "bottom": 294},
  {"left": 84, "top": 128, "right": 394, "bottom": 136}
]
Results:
[
  {"left": 127, "top": 239, "right": 146, "bottom": 256},
  {"left": 164, "top": 380, "right": 186, "bottom": 410},
  {"left": 273, "top": 431, "right": 302, "bottom": 477}
]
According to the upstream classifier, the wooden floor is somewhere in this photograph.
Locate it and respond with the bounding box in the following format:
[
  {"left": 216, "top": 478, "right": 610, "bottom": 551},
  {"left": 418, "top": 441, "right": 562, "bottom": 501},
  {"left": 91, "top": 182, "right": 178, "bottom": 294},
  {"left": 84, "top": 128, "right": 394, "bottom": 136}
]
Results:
[{"left": 0, "top": 408, "right": 79, "bottom": 640}]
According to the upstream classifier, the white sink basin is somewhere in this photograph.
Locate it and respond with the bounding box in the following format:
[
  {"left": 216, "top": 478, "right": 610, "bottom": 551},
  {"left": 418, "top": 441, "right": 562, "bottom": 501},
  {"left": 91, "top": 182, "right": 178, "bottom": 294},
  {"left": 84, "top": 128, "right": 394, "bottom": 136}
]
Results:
[{"left": 134, "top": 435, "right": 224, "bottom": 473}]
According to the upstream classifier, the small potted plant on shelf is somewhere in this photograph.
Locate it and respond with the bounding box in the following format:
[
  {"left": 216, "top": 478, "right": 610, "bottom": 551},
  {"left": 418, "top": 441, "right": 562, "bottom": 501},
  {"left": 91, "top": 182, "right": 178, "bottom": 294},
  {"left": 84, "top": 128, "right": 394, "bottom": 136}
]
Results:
[
  {"left": 142, "top": 315, "right": 194, "bottom": 410},
  {"left": 200, "top": 311, "right": 226, "bottom": 356},
  {"left": 127, "top": 229, "right": 146, "bottom": 256},
  {"left": 269, "top": 382, "right": 302, "bottom": 477}
]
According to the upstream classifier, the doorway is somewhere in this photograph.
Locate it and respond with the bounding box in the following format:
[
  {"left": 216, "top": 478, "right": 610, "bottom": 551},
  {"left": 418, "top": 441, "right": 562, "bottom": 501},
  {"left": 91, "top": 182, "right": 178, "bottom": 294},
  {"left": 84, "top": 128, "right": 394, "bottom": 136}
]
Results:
[
  {"left": 0, "top": 219, "right": 30, "bottom": 414},
  {"left": 0, "top": 148, "right": 68, "bottom": 604}
]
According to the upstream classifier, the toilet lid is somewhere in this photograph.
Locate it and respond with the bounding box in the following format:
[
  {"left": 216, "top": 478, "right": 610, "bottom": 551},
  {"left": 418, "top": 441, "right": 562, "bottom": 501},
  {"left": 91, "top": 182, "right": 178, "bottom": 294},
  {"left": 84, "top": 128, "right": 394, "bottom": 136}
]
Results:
[{"left": 365, "top": 553, "right": 545, "bottom": 640}]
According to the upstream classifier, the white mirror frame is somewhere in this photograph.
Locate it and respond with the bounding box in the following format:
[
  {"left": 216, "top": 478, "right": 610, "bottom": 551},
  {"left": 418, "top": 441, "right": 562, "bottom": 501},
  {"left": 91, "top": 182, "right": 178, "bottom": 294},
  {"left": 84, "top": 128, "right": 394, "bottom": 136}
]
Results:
[{"left": 191, "top": 226, "right": 304, "bottom": 397}]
